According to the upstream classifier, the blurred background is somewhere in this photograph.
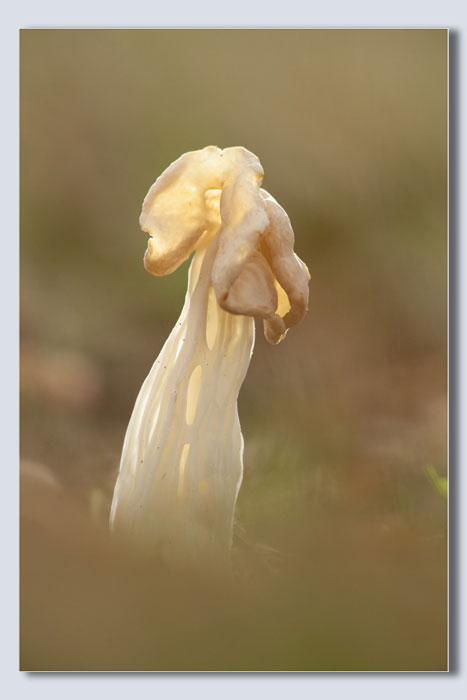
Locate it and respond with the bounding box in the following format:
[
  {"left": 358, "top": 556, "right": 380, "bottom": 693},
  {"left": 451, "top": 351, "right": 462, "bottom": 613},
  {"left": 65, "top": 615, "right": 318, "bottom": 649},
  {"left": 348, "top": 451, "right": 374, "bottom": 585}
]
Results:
[{"left": 20, "top": 29, "right": 447, "bottom": 671}]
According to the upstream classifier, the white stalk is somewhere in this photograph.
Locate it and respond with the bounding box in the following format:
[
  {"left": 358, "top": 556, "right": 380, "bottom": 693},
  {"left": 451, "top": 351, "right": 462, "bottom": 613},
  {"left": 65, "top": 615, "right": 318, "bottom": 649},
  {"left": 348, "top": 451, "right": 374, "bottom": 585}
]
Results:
[{"left": 110, "top": 232, "right": 254, "bottom": 568}]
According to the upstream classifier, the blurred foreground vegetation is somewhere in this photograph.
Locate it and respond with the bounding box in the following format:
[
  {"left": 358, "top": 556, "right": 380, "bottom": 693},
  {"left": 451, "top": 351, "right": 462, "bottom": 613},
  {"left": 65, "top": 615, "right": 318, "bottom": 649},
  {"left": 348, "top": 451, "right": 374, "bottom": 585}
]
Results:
[{"left": 20, "top": 29, "right": 447, "bottom": 671}]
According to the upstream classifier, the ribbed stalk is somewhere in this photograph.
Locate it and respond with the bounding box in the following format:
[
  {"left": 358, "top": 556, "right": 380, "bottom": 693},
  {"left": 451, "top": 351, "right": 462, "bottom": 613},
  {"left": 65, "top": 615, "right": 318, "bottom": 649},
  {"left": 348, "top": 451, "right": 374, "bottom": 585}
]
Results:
[{"left": 110, "top": 236, "right": 255, "bottom": 569}]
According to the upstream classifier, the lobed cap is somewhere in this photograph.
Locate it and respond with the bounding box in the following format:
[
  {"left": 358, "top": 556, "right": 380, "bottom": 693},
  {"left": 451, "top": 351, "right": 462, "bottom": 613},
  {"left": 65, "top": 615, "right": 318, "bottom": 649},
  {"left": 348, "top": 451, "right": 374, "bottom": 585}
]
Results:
[{"left": 140, "top": 146, "right": 310, "bottom": 344}]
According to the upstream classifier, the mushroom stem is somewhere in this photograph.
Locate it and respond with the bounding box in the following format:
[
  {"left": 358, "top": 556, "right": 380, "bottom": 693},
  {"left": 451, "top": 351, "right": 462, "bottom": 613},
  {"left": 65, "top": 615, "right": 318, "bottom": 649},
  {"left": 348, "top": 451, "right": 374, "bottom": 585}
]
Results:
[{"left": 110, "top": 234, "right": 254, "bottom": 569}]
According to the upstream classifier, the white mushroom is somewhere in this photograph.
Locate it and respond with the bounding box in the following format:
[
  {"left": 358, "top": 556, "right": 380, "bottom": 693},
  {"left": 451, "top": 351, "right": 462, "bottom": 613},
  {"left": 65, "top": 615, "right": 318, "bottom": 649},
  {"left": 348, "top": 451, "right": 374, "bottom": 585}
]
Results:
[{"left": 109, "top": 146, "right": 310, "bottom": 569}]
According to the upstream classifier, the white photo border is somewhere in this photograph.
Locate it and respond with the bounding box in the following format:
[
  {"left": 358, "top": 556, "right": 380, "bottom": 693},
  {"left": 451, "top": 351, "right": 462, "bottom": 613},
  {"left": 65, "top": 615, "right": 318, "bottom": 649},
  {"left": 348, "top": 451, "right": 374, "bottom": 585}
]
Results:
[{"left": 3, "top": 1, "right": 464, "bottom": 697}]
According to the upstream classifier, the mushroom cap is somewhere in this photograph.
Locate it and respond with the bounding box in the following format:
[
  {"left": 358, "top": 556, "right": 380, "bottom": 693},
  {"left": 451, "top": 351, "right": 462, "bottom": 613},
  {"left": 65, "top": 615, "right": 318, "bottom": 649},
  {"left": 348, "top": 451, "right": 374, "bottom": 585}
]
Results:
[
  {"left": 140, "top": 146, "right": 310, "bottom": 344},
  {"left": 259, "top": 189, "right": 311, "bottom": 337},
  {"left": 141, "top": 146, "right": 223, "bottom": 276}
]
